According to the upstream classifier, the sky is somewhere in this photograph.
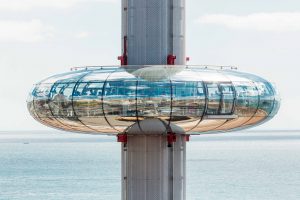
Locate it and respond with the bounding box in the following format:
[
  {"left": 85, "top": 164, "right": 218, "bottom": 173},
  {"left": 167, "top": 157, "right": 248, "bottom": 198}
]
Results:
[{"left": 0, "top": 0, "right": 299, "bottom": 131}]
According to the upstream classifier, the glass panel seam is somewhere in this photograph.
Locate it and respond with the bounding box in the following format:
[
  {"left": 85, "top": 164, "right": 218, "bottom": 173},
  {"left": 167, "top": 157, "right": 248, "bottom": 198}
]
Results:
[
  {"left": 46, "top": 82, "right": 78, "bottom": 131},
  {"left": 71, "top": 71, "right": 100, "bottom": 133},
  {"left": 240, "top": 81, "right": 261, "bottom": 127},
  {"left": 189, "top": 81, "right": 207, "bottom": 132},
  {"left": 101, "top": 69, "right": 120, "bottom": 133}
]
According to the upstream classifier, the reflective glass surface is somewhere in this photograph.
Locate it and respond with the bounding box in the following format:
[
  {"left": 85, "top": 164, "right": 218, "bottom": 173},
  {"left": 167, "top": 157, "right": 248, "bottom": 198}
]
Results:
[{"left": 27, "top": 66, "right": 280, "bottom": 135}]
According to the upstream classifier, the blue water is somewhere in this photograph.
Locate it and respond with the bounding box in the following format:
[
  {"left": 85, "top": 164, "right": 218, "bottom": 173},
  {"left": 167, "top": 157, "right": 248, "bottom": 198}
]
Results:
[{"left": 0, "top": 131, "right": 300, "bottom": 200}]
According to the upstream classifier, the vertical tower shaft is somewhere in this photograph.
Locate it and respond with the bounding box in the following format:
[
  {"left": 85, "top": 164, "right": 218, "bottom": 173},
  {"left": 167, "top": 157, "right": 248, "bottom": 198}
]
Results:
[
  {"left": 122, "top": 0, "right": 186, "bottom": 65},
  {"left": 121, "top": 135, "right": 186, "bottom": 200},
  {"left": 121, "top": 1, "right": 187, "bottom": 200}
]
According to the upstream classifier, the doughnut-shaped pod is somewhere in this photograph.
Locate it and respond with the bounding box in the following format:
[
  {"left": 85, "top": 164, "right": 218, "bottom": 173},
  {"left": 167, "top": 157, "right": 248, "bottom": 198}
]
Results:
[{"left": 27, "top": 65, "right": 280, "bottom": 135}]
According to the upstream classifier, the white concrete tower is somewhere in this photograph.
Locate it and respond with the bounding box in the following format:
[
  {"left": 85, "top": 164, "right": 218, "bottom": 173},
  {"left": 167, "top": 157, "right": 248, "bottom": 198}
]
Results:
[{"left": 120, "top": 0, "right": 187, "bottom": 200}]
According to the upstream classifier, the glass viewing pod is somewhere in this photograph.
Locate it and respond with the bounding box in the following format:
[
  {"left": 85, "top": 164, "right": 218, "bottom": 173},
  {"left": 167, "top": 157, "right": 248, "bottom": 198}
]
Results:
[{"left": 27, "top": 65, "right": 280, "bottom": 135}]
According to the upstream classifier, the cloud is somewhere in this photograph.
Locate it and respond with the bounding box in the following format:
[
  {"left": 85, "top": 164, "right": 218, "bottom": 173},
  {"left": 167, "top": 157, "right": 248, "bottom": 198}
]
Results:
[
  {"left": 0, "top": 0, "right": 116, "bottom": 11},
  {"left": 0, "top": 20, "right": 54, "bottom": 42},
  {"left": 196, "top": 12, "right": 300, "bottom": 32}
]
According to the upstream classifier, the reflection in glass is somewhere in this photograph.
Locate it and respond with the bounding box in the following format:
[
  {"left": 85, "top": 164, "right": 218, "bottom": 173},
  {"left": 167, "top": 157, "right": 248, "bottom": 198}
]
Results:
[
  {"left": 171, "top": 81, "right": 205, "bottom": 131},
  {"left": 233, "top": 82, "right": 259, "bottom": 117},
  {"left": 256, "top": 81, "right": 275, "bottom": 116},
  {"left": 219, "top": 83, "right": 235, "bottom": 114},
  {"left": 33, "top": 84, "right": 53, "bottom": 118},
  {"left": 193, "top": 119, "right": 227, "bottom": 132},
  {"left": 206, "top": 83, "right": 221, "bottom": 115},
  {"left": 215, "top": 117, "right": 251, "bottom": 131},
  {"left": 73, "top": 82, "right": 103, "bottom": 117},
  {"left": 48, "top": 82, "right": 92, "bottom": 132},
  {"left": 103, "top": 79, "right": 137, "bottom": 132},
  {"left": 137, "top": 80, "right": 172, "bottom": 120}
]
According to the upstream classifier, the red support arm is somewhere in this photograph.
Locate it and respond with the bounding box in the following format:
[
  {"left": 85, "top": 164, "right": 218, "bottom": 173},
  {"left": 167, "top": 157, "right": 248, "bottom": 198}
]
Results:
[
  {"left": 118, "top": 36, "right": 128, "bottom": 66},
  {"left": 167, "top": 133, "right": 177, "bottom": 144},
  {"left": 167, "top": 55, "right": 176, "bottom": 65},
  {"left": 184, "top": 135, "right": 190, "bottom": 142},
  {"left": 117, "top": 134, "right": 128, "bottom": 143}
]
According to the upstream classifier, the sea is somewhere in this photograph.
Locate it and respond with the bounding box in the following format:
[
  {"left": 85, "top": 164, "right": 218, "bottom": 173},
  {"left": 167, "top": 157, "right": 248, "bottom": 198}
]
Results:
[{"left": 0, "top": 130, "right": 299, "bottom": 200}]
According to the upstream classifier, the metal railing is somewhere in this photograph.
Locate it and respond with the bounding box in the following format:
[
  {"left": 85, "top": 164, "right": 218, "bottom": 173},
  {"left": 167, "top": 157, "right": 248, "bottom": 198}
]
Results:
[{"left": 70, "top": 65, "right": 238, "bottom": 71}]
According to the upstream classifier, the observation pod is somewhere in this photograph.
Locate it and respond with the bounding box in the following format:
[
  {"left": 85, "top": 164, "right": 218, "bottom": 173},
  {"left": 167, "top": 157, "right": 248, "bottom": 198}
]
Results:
[{"left": 27, "top": 65, "right": 280, "bottom": 135}]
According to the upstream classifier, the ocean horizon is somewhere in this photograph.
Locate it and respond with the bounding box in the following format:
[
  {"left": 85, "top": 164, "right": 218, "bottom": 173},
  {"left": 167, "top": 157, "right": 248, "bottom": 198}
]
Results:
[{"left": 0, "top": 130, "right": 299, "bottom": 200}]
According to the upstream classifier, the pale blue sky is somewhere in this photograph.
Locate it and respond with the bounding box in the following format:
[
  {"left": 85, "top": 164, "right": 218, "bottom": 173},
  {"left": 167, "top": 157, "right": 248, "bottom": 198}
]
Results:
[{"left": 0, "top": 0, "right": 299, "bottom": 130}]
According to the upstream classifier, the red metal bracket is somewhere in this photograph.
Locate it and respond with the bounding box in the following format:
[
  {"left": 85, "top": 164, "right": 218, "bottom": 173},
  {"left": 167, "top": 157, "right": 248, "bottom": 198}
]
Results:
[
  {"left": 167, "top": 55, "right": 176, "bottom": 65},
  {"left": 184, "top": 135, "right": 190, "bottom": 142},
  {"left": 117, "top": 134, "right": 128, "bottom": 143},
  {"left": 118, "top": 56, "right": 126, "bottom": 65},
  {"left": 167, "top": 133, "right": 177, "bottom": 144},
  {"left": 118, "top": 36, "right": 128, "bottom": 66}
]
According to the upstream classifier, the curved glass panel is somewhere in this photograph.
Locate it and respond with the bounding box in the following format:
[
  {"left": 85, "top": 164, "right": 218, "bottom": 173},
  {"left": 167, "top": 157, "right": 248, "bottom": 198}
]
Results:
[
  {"left": 193, "top": 119, "right": 227, "bottom": 132},
  {"left": 214, "top": 117, "right": 252, "bottom": 131},
  {"left": 206, "top": 83, "right": 221, "bottom": 115},
  {"left": 74, "top": 70, "right": 115, "bottom": 133},
  {"left": 189, "top": 68, "right": 229, "bottom": 82},
  {"left": 270, "top": 97, "right": 280, "bottom": 116},
  {"left": 40, "top": 70, "right": 90, "bottom": 84},
  {"left": 81, "top": 68, "right": 116, "bottom": 82},
  {"left": 32, "top": 83, "right": 68, "bottom": 130},
  {"left": 270, "top": 83, "right": 281, "bottom": 117},
  {"left": 135, "top": 67, "right": 172, "bottom": 133},
  {"left": 256, "top": 81, "right": 275, "bottom": 116},
  {"left": 27, "top": 86, "right": 40, "bottom": 121},
  {"left": 240, "top": 81, "right": 275, "bottom": 127},
  {"left": 103, "top": 70, "right": 138, "bottom": 132},
  {"left": 169, "top": 69, "right": 206, "bottom": 131},
  {"left": 233, "top": 81, "right": 259, "bottom": 117},
  {"left": 27, "top": 101, "right": 38, "bottom": 120},
  {"left": 32, "top": 83, "right": 71, "bottom": 130},
  {"left": 48, "top": 82, "right": 93, "bottom": 132},
  {"left": 219, "top": 83, "right": 235, "bottom": 114},
  {"left": 33, "top": 83, "right": 53, "bottom": 118}
]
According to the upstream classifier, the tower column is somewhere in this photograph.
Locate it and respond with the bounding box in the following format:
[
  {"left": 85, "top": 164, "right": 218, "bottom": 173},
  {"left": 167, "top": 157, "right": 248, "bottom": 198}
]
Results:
[
  {"left": 122, "top": 0, "right": 186, "bottom": 65},
  {"left": 121, "top": 134, "right": 186, "bottom": 200}
]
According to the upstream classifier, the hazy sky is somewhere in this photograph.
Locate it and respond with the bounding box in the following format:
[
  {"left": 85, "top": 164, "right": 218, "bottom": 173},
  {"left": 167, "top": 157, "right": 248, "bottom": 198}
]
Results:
[{"left": 0, "top": 0, "right": 299, "bottom": 131}]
